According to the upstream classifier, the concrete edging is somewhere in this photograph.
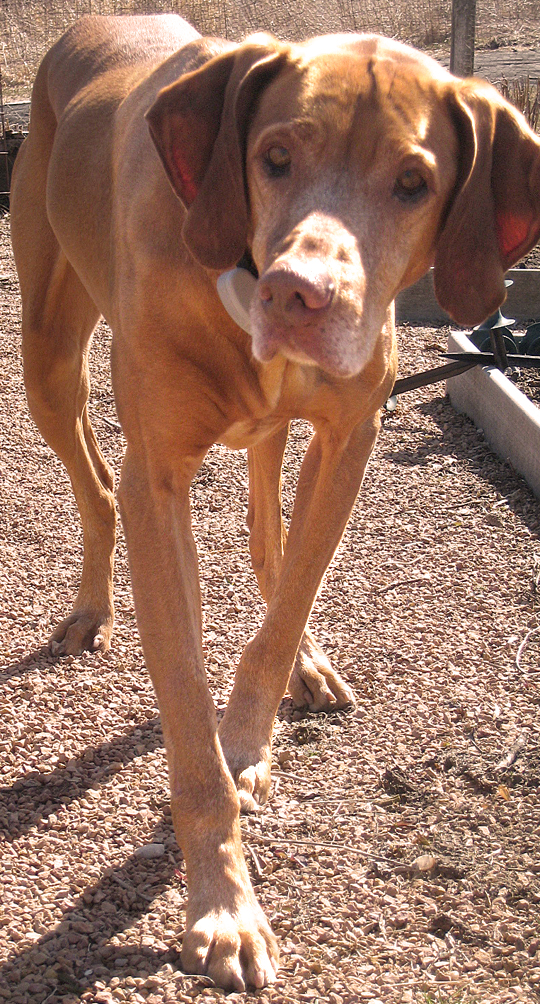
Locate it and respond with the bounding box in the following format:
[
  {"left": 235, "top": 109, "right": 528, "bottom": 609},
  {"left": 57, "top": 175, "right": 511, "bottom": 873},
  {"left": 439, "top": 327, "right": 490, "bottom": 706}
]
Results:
[
  {"left": 397, "top": 268, "right": 540, "bottom": 324},
  {"left": 446, "top": 330, "right": 540, "bottom": 498}
]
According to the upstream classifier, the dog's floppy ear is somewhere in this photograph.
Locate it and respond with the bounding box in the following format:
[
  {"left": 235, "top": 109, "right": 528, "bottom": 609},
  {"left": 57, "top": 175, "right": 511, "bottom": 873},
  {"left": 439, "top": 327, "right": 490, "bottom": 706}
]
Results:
[
  {"left": 434, "top": 80, "right": 540, "bottom": 325},
  {"left": 146, "top": 35, "right": 288, "bottom": 270}
]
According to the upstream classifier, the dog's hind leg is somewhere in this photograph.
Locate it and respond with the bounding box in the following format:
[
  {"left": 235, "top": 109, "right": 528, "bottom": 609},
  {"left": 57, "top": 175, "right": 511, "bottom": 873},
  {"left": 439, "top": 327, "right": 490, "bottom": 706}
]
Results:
[
  {"left": 10, "top": 126, "right": 116, "bottom": 656},
  {"left": 244, "top": 425, "right": 354, "bottom": 715}
]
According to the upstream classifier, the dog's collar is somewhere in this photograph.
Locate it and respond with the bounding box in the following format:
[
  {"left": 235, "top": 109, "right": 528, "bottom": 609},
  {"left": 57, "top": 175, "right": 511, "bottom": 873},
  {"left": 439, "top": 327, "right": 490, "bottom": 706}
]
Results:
[
  {"left": 236, "top": 249, "right": 259, "bottom": 279},
  {"left": 216, "top": 250, "right": 258, "bottom": 334}
]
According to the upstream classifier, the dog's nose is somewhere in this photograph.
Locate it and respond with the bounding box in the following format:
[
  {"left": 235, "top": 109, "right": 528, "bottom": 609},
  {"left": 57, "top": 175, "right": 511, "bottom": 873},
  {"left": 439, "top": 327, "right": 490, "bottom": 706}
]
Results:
[{"left": 258, "top": 259, "right": 335, "bottom": 321}]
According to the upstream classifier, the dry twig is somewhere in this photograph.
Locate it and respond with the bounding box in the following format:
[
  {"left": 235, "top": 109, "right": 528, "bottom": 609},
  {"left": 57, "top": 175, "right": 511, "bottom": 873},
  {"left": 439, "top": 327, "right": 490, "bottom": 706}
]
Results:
[
  {"left": 372, "top": 575, "right": 431, "bottom": 596},
  {"left": 244, "top": 830, "right": 398, "bottom": 865},
  {"left": 246, "top": 843, "right": 264, "bottom": 879},
  {"left": 516, "top": 626, "right": 540, "bottom": 671},
  {"left": 93, "top": 412, "right": 122, "bottom": 433},
  {"left": 495, "top": 734, "right": 528, "bottom": 771}
]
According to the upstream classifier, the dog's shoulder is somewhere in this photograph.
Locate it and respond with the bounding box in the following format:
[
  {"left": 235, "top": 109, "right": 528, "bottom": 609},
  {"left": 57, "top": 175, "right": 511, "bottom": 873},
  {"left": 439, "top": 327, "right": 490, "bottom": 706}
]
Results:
[{"left": 42, "top": 14, "right": 203, "bottom": 119}]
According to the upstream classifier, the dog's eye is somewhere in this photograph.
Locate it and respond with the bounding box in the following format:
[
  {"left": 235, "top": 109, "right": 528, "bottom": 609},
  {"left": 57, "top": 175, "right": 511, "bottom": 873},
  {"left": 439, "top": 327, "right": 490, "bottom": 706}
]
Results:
[
  {"left": 264, "top": 145, "right": 291, "bottom": 177},
  {"left": 394, "top": 168, "right": 427, "bottom": 202}
]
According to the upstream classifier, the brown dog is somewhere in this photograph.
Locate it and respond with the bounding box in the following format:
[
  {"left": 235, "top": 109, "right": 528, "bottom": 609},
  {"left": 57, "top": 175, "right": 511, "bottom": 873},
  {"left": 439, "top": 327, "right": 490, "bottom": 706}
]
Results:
[{"left": 10, "top": 14, "right": 540, "bottom": 989}]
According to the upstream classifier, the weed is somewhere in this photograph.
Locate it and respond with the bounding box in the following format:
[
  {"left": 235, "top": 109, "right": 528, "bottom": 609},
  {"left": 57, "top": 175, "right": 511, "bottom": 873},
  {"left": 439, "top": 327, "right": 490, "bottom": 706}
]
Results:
[{"left": 498, "top": 74, "right": 540, "bottom": 131}]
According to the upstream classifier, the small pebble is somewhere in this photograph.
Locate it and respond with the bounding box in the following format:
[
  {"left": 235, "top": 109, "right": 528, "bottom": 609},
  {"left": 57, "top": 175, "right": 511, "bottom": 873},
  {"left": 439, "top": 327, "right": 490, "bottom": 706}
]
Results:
[{"left": 135, "top": 843, "right": 166, "bottom": 859}]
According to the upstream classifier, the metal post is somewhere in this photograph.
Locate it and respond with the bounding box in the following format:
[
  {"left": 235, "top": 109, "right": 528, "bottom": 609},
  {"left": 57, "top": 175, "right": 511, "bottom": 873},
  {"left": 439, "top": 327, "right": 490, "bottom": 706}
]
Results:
[{"left": 450, "top": 0, "right": 476, "bottom": 77}]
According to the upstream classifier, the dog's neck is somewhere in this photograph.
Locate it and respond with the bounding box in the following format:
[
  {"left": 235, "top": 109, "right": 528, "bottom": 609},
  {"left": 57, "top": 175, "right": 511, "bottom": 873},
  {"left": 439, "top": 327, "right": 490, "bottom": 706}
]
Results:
[{"left": 236, "top": 249, "right": 259, "bottom": 279}]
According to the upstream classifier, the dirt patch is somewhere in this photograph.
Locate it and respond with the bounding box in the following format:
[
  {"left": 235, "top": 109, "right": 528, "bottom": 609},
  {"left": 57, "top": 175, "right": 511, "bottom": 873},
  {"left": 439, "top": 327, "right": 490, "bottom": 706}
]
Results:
[
  {"left": 1, "top": 212, "right": 540, "bottom": 1004},
  {"left": 521, "top": 248, "right": 540, "bottom": 268},
  {"left": 510, "top": 366, "right": 540, "bottom": 408}
]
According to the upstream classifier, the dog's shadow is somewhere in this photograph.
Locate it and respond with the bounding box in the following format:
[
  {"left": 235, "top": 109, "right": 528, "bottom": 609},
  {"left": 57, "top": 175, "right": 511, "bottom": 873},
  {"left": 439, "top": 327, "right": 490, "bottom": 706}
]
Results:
[
  {"left": 0, "top": 718, "right": 207, "bottom": 1000},
  {"left": 1, "top": 646, "right": 55, "bottom": 683},
  {"left": 1, "top": 716, "right": 164, "bottom": 838},
  {"left": 1, "top": 835, "right": 188, "bottom": 1000}
]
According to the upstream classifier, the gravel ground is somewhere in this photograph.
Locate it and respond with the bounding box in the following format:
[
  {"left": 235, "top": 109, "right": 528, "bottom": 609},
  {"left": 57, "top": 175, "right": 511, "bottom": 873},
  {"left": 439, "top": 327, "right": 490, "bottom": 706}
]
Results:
[
  {"left": 510, "top": 363, "right": 540, "bottom": 408},
  {"left": 1, "top": 210, "right": 540, "bottom": 1004}
]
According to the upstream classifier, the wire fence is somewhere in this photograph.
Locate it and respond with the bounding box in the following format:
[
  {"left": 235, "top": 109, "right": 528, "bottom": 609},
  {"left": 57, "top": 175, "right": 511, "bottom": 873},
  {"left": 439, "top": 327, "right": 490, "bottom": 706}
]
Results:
[{"left": 1, "top": 0, "right": 540, "bottom": 98}]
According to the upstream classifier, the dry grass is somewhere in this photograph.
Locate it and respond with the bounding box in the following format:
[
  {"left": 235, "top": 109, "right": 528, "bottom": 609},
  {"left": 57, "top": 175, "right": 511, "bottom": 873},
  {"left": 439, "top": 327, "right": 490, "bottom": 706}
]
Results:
[
  {"left": 2, "top": 0, "right": 540, "bottom": 98},
  {"left": 498, "top": 75, "right": 540, "bottom": 131}
]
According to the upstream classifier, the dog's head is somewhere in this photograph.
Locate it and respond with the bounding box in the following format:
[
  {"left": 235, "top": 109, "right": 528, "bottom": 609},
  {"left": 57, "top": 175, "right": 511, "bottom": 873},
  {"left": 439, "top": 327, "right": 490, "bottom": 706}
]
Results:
[{"left": 147, "top": 34, "right": 540, "bottom": 378}]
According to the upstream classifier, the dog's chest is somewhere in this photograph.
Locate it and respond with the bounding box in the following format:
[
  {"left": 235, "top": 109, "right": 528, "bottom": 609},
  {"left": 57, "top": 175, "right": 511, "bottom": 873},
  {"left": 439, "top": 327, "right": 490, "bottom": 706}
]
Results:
[
  {"left": 219, "top": 416, "right": 286, "bottom": 450},
  {"left": 218, "top": 356, "right": 325, "bottom": 449}
]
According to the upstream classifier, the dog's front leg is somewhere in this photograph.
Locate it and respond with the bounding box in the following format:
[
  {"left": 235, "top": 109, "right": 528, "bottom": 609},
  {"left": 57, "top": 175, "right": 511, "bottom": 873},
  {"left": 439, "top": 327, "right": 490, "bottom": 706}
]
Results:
[
  {"left": 247, "top": 425, "right": 355, "bottom": 713},
  {"left": 118, "top": 448, "right": 278, "bottom": 991},
  {"left": 220, "top": 414, "right": 381, "bottom": 810}
]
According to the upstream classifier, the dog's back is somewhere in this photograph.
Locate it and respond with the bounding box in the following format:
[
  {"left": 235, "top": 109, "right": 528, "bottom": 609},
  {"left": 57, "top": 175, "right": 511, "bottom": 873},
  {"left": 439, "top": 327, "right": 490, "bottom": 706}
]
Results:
[
  {"left": 38, "top": 15, "right": 199, "bottom": 120},
  {"left": 11, "top": 16, "right": 201, "bottom": 316}
]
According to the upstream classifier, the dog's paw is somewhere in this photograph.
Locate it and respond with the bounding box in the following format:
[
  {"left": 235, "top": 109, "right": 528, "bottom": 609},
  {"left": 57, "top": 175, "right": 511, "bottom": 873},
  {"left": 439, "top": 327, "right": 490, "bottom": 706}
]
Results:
[
  {"left": 218, "top": 732, "right": 272, "bottom": 813},
  {"left": 235, "top": 761, "right": 271, "bottom": 813},
  {"left": 182, "top": 895, "right": 279, "bottom": 991},
  {"left": 288, "top": 630, "right": 355, "bottom": 711},
  {"left": 49, "top": 609, "right": 113, "bottom": 656}
]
